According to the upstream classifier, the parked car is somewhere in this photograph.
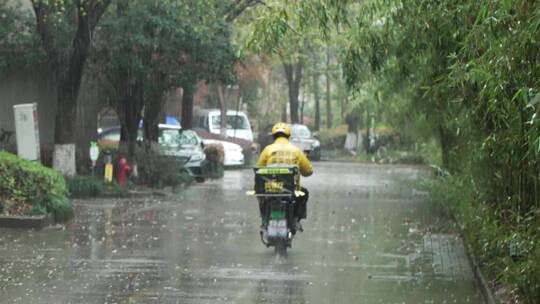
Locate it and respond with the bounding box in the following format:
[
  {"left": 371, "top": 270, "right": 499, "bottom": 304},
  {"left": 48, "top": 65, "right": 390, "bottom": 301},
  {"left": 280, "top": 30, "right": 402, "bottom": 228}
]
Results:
[
  {"left": 97, "top": 125, "right": 206, "bottom": 182},
  {"left": 158, "top": 128, "right": 206, "bottom": 182},
  {"left": 258, "top": 123, "right": 321, "bottom": 161},
  {"left": 96, "top": 126, "right": 123, "bottom": 148},
  {"left": 194, "top": 109, "right": 254, "bottom": 142},
  {"left": 202, "top": 139, "right": 245, "bottom": 166},
  {"left": 289, "top": 124, "right": 321, "bottom": 161}
]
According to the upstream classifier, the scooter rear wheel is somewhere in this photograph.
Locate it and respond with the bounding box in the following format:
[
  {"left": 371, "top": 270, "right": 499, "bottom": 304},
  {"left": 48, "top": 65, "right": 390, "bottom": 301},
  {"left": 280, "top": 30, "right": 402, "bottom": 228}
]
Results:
[{"left": 274, "top": 239, "right": 289, "bottom": 255}]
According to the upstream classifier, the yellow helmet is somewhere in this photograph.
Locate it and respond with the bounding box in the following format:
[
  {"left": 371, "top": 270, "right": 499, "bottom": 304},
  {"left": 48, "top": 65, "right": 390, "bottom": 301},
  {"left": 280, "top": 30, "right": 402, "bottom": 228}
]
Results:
[{"left": 271, "top": 122, "right": 291, "bottom": 137}]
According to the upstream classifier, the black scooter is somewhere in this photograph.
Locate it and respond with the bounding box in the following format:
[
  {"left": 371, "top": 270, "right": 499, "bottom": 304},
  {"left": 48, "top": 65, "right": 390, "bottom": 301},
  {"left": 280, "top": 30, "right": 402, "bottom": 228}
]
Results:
[{"left": 247, "top": 166, "right": 303, "bottom": 254}]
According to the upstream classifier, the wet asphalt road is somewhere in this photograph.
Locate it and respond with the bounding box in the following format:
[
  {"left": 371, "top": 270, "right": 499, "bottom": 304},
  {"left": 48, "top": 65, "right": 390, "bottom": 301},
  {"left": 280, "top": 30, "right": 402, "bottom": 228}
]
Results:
[{"left": 0, "top": 162, "right": 484, "bottom": 304}]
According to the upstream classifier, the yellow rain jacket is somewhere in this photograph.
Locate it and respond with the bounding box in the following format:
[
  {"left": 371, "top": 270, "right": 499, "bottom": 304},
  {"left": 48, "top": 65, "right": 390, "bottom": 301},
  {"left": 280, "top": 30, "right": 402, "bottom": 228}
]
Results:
[{"left": 256, "top": 137, "right": 313, "bottom": 177}]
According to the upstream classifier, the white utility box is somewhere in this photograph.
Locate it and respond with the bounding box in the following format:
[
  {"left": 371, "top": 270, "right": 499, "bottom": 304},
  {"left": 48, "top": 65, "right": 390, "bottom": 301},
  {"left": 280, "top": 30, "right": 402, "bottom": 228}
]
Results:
[{"left": 13, "top": 103, "right": 41, "bottom": 161}]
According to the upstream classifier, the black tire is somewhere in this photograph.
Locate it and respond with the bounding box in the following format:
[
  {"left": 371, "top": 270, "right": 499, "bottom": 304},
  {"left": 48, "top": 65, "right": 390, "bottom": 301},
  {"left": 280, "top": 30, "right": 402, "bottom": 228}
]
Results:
[{"left": 195, "top": 177, "right": 205, "bottom": 183}]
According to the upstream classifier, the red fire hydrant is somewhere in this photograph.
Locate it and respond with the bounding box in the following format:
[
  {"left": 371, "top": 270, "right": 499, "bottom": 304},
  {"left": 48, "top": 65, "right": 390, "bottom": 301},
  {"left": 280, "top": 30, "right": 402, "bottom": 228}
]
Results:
[{"left": 117, "top": 156, "right": 131, "bottom": 186}]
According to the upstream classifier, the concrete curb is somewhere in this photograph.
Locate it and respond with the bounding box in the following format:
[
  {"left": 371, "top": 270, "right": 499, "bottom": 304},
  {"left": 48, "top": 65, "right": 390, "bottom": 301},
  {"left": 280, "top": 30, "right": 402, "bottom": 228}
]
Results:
[
  {"left": 456, "top": 224, "right": 498, "bottom": 304},
  {"left": 465, "top": 242, "right": 498, "bottom": 304},
  {"left": 0, "top": 214, "right": 54, "bottom": 229}
]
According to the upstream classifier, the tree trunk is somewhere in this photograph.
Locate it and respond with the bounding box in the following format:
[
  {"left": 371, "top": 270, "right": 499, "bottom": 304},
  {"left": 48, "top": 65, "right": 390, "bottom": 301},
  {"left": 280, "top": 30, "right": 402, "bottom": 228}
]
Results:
[
  {"left": 283, "top": 61, "right": 303, "bottom": 124},
  {"left": 143, "top": 96, "right": 164, "bottom": 143},
  {"left": 143, "top": 71, "right": 167, "bottom": 143},
  {"left": 344, "top": 109, "right": 361, "bottom": 152},
  {"left": 54, "top": 88, "right": 77, "bottom": 144},
  {"left": 346, "top": 112, "right": 360, "bottom": 133},
  {"left": 281, "top": 103, "right": 287, "bottom": 123},
  {"left": 217, "top": 84, "right": 228, "bottom": 138},
  {"left": 300, "top": 95, "right": 305, "bottom": 124},
  {"left": 32, "top": 0, "right": 111, "bottom": 174},
  {"left": 365, "top": 107, "right": 371, "bottom": 154},
  {"left": 340, "top": 83, "right": 348, "bottom": 122},
  {"left": 120, "top": 99, "right": 142, "bottom": 158},
  {"left": 293, "top": 62, "right": 302, "bottom": 124},
  {"left": 181, "top": 84, "right": 195, "bottom": 129},
  {"left": 313, "top": 73, "right": 321, "bottom": 131},
  {"left": 116, "top": 79, "right": 144, "bottom": 158},
  {"left": 325, "top": 46, "right": 333, "bottom": 129},
  {"left": 438, "top": 125, "right": 455, "bottom": 171}
]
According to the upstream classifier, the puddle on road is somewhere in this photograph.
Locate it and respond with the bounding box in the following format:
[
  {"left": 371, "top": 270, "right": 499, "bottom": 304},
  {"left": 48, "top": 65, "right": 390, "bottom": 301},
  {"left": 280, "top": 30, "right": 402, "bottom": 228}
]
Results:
[{"left": 0, "top": 162, "right": 483, "bottom": 304}]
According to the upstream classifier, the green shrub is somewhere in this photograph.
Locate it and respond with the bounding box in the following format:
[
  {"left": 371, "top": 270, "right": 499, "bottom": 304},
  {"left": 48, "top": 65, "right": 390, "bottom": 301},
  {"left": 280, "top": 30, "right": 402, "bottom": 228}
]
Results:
[
  {"left": 67, "top": 176, "right": 105, "bottom": 198},
  {"left": 134, "top": 147, "right": 193, "bottom": 188},
  {"left": 0, "top": 151, "right": 72, "bottom": 221},
  {"left": 203, "top": 144, "right": 225, "bottom": 178},
  {"left": 318, "top": 126, "right": 347, "bottom": 150},
  {"left": 32, "top": 193, "right": 73, "bottom": 222},
  {"left": 0, "top": 151, "right": 67, "bottom": 202},
  {"left": 204, "top": 143, "right": 225, "bottom": 164}
]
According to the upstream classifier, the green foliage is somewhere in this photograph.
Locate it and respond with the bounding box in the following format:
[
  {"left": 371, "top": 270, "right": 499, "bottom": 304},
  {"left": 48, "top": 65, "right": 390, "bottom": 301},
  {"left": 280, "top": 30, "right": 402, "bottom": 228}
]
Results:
[
  {"left": 0, "top": 151, "right": 72, "bottom": 221},
  {"left": 0, "top": 1, "right": 44, "bottom": 73},
  {"left": 95, "top": 0, "right": 238, "bottom": 138},
  {"left": 345, "top": 0, "right": 540, "bottom": 174},
  {"left": 66, "top": 176, "right": 105, "bottom": 198},
  {"left": 242, "top": 1, "right": 352, "bottom": 125},
  {"left": 328, "top": 1, "right": 540, "bottom": 300},
  {"left": 96, "top": 0, "right": 237, "bottom": 101},
  {"left": 246, "top": 0, "right": 350, "bottom": 53}
]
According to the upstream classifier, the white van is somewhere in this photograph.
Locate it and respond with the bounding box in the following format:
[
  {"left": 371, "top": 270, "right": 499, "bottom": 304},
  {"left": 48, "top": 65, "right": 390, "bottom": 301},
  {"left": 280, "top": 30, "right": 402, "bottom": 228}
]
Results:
[{"left": 194, "top": 109, "right": 253, "bottom": 142}]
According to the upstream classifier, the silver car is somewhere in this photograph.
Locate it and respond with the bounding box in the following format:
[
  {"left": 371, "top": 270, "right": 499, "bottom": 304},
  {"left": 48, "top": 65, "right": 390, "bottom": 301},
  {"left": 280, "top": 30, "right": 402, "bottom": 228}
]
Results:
[
  {"left": 158, "top": 127, "right": 206, "bottom": 182},
  {"left": 289, "top": 124, "right": 321, "bottom": 161}
]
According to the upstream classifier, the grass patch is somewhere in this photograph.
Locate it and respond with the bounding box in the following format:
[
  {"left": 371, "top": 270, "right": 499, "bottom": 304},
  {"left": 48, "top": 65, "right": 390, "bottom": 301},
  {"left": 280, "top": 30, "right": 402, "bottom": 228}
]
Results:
[
  {"left": 67, "top": 176, "right": 105, "bottom": 198},
  {"left": 67, "top": 175, "right": 132, "bottom": 198}
]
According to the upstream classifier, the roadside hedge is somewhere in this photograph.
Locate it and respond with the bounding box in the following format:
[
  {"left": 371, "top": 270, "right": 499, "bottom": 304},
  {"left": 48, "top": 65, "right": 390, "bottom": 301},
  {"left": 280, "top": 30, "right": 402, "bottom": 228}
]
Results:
[{"left": 0, "top": 151, "right": 72, "bottom": 221}]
